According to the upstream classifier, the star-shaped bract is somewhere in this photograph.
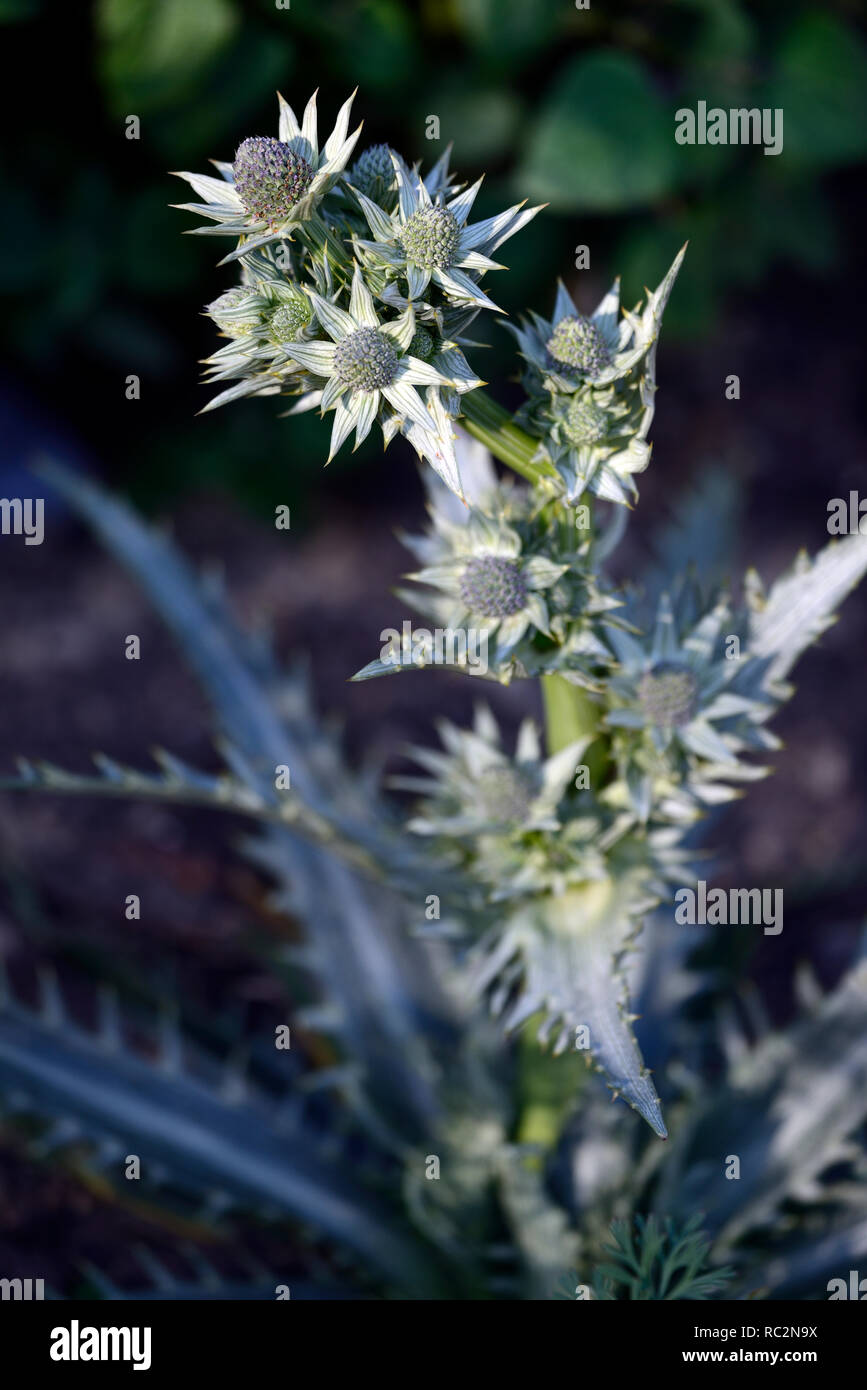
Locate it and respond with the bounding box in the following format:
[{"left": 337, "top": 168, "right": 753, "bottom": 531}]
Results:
[
  {"left": 172, "top": 90, "right": 363, "bottom": 264},
  {"left": 285, "top": 267, "right": 461, "bottom": 469},
  {"left": 350, "top": 154, "right": 543, "bottom": 313}
]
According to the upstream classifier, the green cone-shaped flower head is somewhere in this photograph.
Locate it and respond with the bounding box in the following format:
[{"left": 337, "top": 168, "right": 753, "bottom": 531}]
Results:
[
  {"left": 638, "top": 662, "right": 699, "bottom": 728},
  {"left": 408, "top": 326, "right": 436, "bottom": 361},
  {"left": 350, "top": 143, "right": 398, "bottom": 203},
  {"left": 334, "top": 327, "right": 400, "bottom": 391},
  {"left": 268, "top": 298, "right": 312, "bottom": 345},
  {"left": 565, "top": 394, "right": 609, "bottom": 445},
  {"left": 546, "top": 315, "right": 611, "bottom": 377},
  {"left": 400, "top": 206, "right": 460, "bottom": 270},
  {"left": 459, "top": 556, "right": 528, "bottom": 618},
  {"left": 233, "top": 136, "right": 314, "bottom": 220},
  {"left": 207, "top": 287, "right": 261, "bottom": 337}
]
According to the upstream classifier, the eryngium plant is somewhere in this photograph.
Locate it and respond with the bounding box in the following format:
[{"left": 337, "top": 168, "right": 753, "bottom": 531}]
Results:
[
  {"left": 2, "top": 465, "right": 866, "bottom": 1300},
  {"left": 167, "top": 91, "right": 867, "bottom": 1139}
]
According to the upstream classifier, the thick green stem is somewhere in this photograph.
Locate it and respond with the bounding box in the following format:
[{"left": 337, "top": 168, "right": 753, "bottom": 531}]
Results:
[
  {"left": 460, "top": 389, "right": 551, "bottom": 487},
  {"left": 541, "top": 673, "right": 609, "bottom": 785},
  {"left": 541, "top": 674, "right": 599, "bottom": 752}
]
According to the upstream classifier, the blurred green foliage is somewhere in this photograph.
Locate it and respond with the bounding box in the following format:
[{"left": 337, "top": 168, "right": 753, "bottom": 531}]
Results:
[{"left": 1, "top": 0, "right": 865, "bottom": 516}]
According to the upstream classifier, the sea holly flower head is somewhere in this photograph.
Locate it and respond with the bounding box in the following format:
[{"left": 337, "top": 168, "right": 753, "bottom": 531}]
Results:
[
  {"left": 285, "top": 266, "right": 461, "bottom": 463},
  {"left": 172, "top": 90, "right": 362, "bottom": 263},
  {"left": 393, "top": 709, "right": 626, "bottom": 909},
  {"left": 197, "top": 255, "right": 324, "bottom": 414},
  {"left": 400, "top": 205, "right": 461, "bottom": 271},
  {"left": 395, "top": 707, "right": 587, "bottom": 840},
  {"left": 351, "top": 154, "right": 543, "bottom": 312},
  {"left": 459, "top": 555, "right": 528, "bottom": 618},
  {"left": 509, "top": 246, "right": 686, "bottom": 506},
  {"left": 334, "top": 326, "right": 400, "bottom": 390},
  {"left": 349, "top": 142, "right": 399, "bottom": 206},
  {"left": 603, "top": 585, "right": 776, "bottom": 821},
  {"left": 232, "top": 136, "right": 314, "bottom": 221},
  {"left": 546, "top": 314, "right": 612, "bottom": 379},
  {"left": 353, "top": 433, "right": 616, "bottom": 685},
  {"left": 408, "top": 326, "right": 435, "bottom": 361},
  {"left": 395, "top": 507, "right": 567, "bottom": 662},
  {"left": 563, "top": 393, "right": 610, "bottom": 446},
  {"left": 638, "top": 662, "right": 700, "bottom": 728},
  {"left": 267, "top": 294, "right": 313, "bottom": 344}
]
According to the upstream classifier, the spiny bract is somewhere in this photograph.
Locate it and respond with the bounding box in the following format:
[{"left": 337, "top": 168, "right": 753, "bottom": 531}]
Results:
[{"left": 207, "top": 287, "right": 261, "bottom": 336}]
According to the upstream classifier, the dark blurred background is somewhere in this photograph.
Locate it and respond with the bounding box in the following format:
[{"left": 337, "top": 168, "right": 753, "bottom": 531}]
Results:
[{"left": 1, "top": 0, "right": 866, "bottom": 1290}]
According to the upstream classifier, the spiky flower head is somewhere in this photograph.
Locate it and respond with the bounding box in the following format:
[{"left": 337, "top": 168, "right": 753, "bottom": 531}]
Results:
[
  {"left": 284, "top": 266, "right": 462, "bottom": 466},
  {"left": 268, "top": 298, "right": 312, "bottom": 345},
  {"left": 350, "top": 143, "right": 398, "bottom": 204},
  {"left": 232, "top": 137, "right": 314, "bottom": 221},
  {"left": 351, "top": 159, "right": 543, "bottom": 313},
  {"left": 564, "top": 394, "right": 609, "bottom": 445},
  {"left": 207, "top": 287, "right": 261, "bottom": 337},
  {"left": 459, "top": 556, "right": 528, "bottom": 619},
  {"left": 400, "top": 708, "right": 581, "bottom": 841},
  {"left": 506, "top": 251, "right": 686, "bottom": 507},
  {"left": 334, "top": 327, "right": 400, "bottom": 391},
  {"left": 638, "top": 662, "right": 699, "bottom": 728},
  {"left": 546, "top": 315, "right": 611, "bottom": 378},
  {"left": 476, "top": 764, "right": 536, "bottom": 825},
  {"left": 408, "top": 327, "right": 435, "bottom": 361},
  {"left": 173, "top": 91, "right": 362, "bottom": 253},
  {"left": 351, "top": 492, "right": 576, "bottom": 679},
  {"left": 400, "top": 206, "right": 461, "bottom": 271},
  {"left": 603, "top": 586, "right": 784, "bottom": 819}
]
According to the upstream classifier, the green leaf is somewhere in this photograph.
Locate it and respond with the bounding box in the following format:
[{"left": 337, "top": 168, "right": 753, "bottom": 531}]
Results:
[
  {"left": 766, "top": 13, "right": 867, "bottom": 168},
  {"left": 681, "top": 0, "right": 755, "bottom": 80},
  {"left": 453, "top": 0, "right": 559, "bottom": 63},
  {"left": 420, "top": 86, "right": 522, "bottom": 164},
  {"left": 517, "top": 52, "right": 677, "bottom": 211},
  {"left": 96, "top": 0, "right": 238, "bottom": 115}
]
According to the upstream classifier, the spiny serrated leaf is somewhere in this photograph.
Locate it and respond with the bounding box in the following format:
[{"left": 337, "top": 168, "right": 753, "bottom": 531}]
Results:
[
  {"left": 28, "top": 460, "right": 454, "bottom": 1148},
  {"left": 655, "top": 957, "right": 867, "bottom": 1246},
  {"left": 472, "top": 880, "right": 666, "bottom": 1138},
  {"left": 0, "top": 982, "right": 438, "bottom": 1294},
  {"left": 747, "top": 533, "right": 867, "bottom": 686},
  {"left": 4, "top": 751, "right": 267, "bottom": 814}
]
